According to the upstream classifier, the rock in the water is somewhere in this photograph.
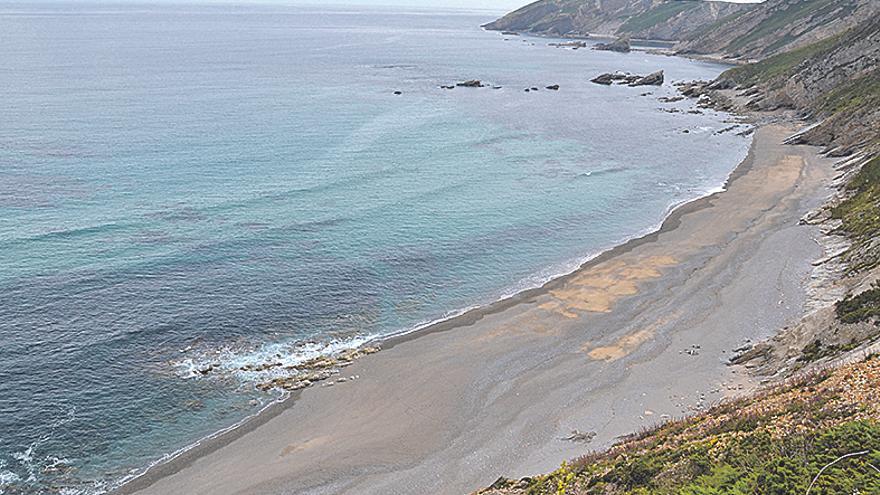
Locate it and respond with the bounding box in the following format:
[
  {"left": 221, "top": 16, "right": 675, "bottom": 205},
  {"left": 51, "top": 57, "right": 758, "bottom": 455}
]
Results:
[
  {"left": 456, "top": 80, "right": 485, "bottom": 88},
  {"left": 545, "top": 84, "right": 560, "bottom": 90},
  {"left": 630, "top": 70, "right": 664, "bottom": 86},
  {"left": 593, "top": 37, "right": 630, "bottom": 53},
  {"left": 591, "top": 72, "right": 632, "bottom": 85},
  {"left": 501, "top": 31, "right": 519, "bottom": 36},
  {"left": 549, "top": 40, "right": 587, "bottom": 49},
  {"left": 591, "top": 73, "right": 615, "bottom": 85},
  {"left": 393, "top": 91, "right": 402, "bottom": 95}
]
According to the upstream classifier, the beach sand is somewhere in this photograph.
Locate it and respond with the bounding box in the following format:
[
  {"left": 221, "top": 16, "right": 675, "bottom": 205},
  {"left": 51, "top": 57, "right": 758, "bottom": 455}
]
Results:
[{"left": 119, "top": 124, "right": 835, "bottom": 495}]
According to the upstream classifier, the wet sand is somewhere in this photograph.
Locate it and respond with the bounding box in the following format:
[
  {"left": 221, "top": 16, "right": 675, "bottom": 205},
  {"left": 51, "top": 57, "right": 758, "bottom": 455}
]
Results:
[{"left": 119, "top": 124, "right": 835, "bottom": 495}]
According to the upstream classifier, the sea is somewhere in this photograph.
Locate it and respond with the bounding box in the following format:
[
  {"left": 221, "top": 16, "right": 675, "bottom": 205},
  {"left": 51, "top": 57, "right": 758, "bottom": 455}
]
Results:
[{"left": 0, "top": 2, "right": 752, "bottom": 493}]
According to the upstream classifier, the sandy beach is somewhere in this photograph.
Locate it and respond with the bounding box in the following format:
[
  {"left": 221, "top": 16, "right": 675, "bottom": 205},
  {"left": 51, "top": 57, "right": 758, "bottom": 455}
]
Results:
[{"left": 118, "top": 123, "right": 835, "bottom": 495}]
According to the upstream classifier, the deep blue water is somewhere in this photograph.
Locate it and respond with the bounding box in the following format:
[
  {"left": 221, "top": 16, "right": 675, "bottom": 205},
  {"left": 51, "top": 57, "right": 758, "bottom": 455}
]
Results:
[{"left": 0, "top": 2, "right": 751, "bottom": 493}]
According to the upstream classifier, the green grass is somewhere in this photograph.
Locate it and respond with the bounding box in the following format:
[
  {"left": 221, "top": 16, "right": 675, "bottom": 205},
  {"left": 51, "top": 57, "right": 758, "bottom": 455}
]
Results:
[
  {"left": 831, "top": 156, "right": 880, "bottom": 272},
  {"left": 725, "top": 0, "right": 838, "bottom": 52},
  {"left": 722, "top": 33, "right": 842, "bottom": 87},
  {"left": 617, "top": 1, "right": 699, "bottom": 34},
  {"left": 836, "top": 282, "right": 880, "bottom": 325},
  {"left": 820, "top": 70, "right": 880, "bottom": 116},
  {"left": 515, "top": 421, "right": 880, "bottom": 495},
  {"left": 682, "top": 8, "right": 750, "bottom": 42}
]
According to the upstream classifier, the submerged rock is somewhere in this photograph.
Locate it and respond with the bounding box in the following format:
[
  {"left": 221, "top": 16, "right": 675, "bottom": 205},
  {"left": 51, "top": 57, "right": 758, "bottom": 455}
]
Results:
[{"left": 549, "top": 40, "right": 587, "bottom": 48}]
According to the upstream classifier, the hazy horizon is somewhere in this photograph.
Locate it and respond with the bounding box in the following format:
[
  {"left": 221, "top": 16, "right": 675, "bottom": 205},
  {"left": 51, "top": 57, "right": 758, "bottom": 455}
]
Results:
[{"left": 15, "top": 0, "right": 765, "bottom": 11}]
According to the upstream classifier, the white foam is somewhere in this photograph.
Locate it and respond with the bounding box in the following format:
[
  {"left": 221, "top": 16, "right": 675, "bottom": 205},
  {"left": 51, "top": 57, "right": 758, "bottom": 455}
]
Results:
[{"left": 171, "top": 334, "right": 379, "bottom": 385}]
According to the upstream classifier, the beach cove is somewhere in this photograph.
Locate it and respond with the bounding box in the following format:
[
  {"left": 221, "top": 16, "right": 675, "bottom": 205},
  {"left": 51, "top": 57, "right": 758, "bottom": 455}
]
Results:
[
  {"left": 0, "top": 5, "right": 762, "bottom": 493},
  {"left": 118, "top": 122, "right": 835, "bottom": 495}
]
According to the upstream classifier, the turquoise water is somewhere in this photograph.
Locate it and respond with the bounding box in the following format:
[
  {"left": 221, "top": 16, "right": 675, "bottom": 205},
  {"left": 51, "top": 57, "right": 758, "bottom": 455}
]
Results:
[{"left": 0, "top": 2, "right": 751, "bottom": 493}]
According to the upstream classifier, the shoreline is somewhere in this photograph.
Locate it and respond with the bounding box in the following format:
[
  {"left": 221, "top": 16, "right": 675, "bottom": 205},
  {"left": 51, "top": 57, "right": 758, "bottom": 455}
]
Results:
[
  {"left": 118, "top": 122, "right": 759, "bottom": 495},
  {"left": 112, "top": 122, "right": 755, "bottom": 495},
  {"left": 116, "top": 120, "right": 835, "bottom": 495}
]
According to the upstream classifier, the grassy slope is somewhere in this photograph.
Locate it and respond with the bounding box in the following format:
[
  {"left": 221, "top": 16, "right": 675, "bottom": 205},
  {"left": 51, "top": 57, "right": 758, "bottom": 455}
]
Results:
[
  {"left": 616, "top": 1, "right": 699, "bottom": 35},
  {"left": 831, "top": 154, "right": 880, "bottom": 274},
  {"left": 477, "top": 357, "right": 880, "bottom": 495},
  {"left": 720, "top": 34, "right": 843, "bottom": 88},
  {"left": 724, "top": 0, "right": 844, "bottom": 53}
]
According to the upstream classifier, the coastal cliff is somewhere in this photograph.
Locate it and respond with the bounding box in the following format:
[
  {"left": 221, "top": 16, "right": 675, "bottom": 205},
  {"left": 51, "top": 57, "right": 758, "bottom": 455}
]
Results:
[
  {"left": 676, "top": 0, "right": 880, "bottom": 60},
  {"left": 482, "top": 0, "right": 750, "bottom": 41}
]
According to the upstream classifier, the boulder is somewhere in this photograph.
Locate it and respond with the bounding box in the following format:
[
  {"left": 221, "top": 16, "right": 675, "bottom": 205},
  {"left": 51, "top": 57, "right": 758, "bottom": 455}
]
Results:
[
  {"left": 591, "top": 73, "right": 616, "bottom": 85},
  {"left": 593, "top": 37, "right": 631, "bottom": 53},
  {"left": 630, "top": 70, "right": 664, "bottom": 86}
]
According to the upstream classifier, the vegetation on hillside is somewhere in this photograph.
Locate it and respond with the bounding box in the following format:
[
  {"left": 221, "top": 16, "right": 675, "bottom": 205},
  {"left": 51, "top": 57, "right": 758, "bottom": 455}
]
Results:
[
  {"left": 831, "top": 156, "right": 880, "bottom": 273},
  {"left": 723, "top": 0, "right": 849, "bottom": 53},
  {"left": 476, "top": 357, "right": 880, "bottom": 495},
  {"left": 836, "top": 283, "right": 880, "bottom": 325},
  {"left": 617, "top": 1, "right": 699, "bottom": 35},
  {"left": 721, "top": 34, "right": 842, "bottom": 88}
]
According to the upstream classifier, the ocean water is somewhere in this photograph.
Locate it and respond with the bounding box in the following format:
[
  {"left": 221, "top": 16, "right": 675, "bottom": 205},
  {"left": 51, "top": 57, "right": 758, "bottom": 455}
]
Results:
[{"left": 0, "top": 3, "right": 752, "bottom": 493}]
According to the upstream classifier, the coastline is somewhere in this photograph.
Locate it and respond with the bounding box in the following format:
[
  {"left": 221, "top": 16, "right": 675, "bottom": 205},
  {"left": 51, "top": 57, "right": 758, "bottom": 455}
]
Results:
[
  {"left": 112, "top": 116, "right": 751, "bottom": 495},
  {"left": 114, "top": 121, "right": 836, "bottom": 495}
]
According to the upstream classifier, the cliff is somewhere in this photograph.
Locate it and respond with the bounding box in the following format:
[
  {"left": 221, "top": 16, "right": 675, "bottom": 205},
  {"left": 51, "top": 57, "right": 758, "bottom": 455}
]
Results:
[
  {"left": 482, "top": 0, "right": 751, "bottom": 41},
  {"left": 675, "top": 0, "right": 879, "bottom": 60}
]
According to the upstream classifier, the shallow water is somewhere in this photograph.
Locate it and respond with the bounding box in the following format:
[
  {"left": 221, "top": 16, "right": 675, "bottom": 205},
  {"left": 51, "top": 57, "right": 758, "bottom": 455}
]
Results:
[{"left": 0, "top": 3, "right": 751, "bottom": 493}]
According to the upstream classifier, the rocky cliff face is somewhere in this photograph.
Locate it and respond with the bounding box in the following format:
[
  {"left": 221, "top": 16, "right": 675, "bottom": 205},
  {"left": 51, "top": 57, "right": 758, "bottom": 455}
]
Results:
[
  {"left": 675, "top": 0, "right": 880, "bottom": 60},
  {"left": 482, "top": 0, "right": 750, "bottom": 41},
  {"left": 719, "top": 14, "right": 880, "bottom": 155}
]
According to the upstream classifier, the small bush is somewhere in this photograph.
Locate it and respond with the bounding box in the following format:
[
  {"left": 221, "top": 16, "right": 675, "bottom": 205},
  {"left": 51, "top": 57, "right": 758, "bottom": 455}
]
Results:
[{"left": 836, "top": 282, "right": 880, "bottom": 325}]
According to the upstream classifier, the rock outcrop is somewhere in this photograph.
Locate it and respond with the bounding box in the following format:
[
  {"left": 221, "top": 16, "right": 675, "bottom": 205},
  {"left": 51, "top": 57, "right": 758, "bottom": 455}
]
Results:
[
  {"left": 593, "top": 37, "right": 631, "bottom": 53},
  {"left": 675, "top": 0, "right": 880, "bottom": 60},
  {"left": 630, "top": 70, "right": 663, "bottom": 86},
  {"left": 591, "top": 71, "right": 662, "bottom": 86}
]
